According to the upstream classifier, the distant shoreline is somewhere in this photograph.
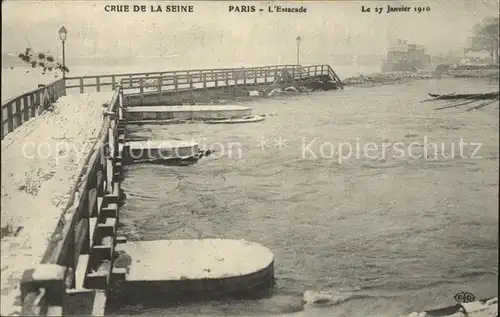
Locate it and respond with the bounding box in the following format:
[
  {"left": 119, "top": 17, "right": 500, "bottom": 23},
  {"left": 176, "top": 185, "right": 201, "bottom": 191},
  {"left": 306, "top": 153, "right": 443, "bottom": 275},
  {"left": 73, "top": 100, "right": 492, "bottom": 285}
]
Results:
[{"left": 342, "top": 68, "right": 499, "bottom": 87}]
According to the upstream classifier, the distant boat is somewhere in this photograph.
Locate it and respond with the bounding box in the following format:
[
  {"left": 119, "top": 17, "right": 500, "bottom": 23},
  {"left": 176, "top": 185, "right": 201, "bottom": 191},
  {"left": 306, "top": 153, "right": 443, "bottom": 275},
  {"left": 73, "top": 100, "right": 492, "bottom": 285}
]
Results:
[
  {"left": 205, "top": 115, "right": 265, "bottom": 124},
  {"left": 428, "top": 92, "right": 499, "bottom": 100}
]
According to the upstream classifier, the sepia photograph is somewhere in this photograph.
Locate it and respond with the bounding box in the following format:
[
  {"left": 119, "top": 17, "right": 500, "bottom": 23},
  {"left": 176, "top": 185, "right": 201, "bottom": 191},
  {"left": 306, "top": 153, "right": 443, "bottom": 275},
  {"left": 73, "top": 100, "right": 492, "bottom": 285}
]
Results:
[{"left": 1, "top": 0, "right": 498, "bottom": 316}]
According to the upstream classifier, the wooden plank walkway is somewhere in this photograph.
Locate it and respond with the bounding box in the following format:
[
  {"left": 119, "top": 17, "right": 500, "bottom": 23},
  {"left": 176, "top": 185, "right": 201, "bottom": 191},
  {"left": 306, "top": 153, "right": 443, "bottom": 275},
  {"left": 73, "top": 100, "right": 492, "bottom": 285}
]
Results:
[
  {"left": 64, "top": 64, "right": 343, "bottom": 95},
  {"left": 0, "top": 92, "right": 114, "bottom": 316}
]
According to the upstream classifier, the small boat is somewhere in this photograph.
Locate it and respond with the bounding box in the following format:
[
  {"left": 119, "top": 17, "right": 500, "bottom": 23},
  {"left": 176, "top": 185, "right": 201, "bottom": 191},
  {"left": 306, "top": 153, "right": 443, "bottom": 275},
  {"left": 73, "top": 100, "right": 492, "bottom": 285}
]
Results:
[
  {"left": 205, "top": 115, "right": 265, "bottom": 124},
  {"left": 127, "top": 149, "right": 212, "bottom": 166},
  {"left": 428, "top": 92, "right": 499, "bottom": 100}
]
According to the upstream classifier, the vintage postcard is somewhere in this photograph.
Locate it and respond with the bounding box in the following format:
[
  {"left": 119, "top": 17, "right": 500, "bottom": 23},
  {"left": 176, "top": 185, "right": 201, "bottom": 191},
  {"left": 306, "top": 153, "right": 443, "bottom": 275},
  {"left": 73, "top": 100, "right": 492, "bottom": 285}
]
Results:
[{"left": 1, "top": 0, "right": 498, "bottom": 316}]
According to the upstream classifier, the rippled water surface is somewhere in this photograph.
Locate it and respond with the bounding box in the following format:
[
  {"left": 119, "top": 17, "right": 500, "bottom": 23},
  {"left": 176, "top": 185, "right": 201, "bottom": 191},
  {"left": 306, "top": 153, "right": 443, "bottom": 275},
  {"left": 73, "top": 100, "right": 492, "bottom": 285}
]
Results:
[{"left": 112, "top": 78, "right": 498, "bottom": 317}]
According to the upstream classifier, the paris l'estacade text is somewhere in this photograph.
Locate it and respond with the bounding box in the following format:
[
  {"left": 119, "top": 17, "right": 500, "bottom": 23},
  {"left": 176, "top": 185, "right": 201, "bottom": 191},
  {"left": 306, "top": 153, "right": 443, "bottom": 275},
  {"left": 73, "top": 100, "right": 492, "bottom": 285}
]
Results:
[
  {"left": 228, "top": 5, "right": 307, "bottom": 13},
  {"left": 268, "top": 5, "right": 307, "bottom": 13}
]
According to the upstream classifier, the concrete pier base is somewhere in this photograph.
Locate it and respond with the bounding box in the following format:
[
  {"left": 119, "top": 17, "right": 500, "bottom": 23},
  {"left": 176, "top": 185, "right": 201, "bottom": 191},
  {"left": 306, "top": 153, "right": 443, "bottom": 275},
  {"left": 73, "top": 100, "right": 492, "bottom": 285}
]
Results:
[
  {"left": 125, "top": 105, "right": 253, "bottom": 122},
  {"left": 109, "top": 239, "right": 274, "bottom": 304}
]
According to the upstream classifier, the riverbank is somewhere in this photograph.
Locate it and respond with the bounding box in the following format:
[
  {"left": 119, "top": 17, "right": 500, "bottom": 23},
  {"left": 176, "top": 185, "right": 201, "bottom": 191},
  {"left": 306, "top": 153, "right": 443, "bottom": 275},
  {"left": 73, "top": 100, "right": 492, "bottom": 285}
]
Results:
[
  {"left": 446, "top": 68, "right": 499, "bottom": 79},
  {"left": 342, "top": 68, "right": 499, "bottom": 87},
  {"left": 342, "top": 71, "right": 433, "bottom": 86},
  {"left": 0, "top": 92, "right": 113, "bottom": 316}
]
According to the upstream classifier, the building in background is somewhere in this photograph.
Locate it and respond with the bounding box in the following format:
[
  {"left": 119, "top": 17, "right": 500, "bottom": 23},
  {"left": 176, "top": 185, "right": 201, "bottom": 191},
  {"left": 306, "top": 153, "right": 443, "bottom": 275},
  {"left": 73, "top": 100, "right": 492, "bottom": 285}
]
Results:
[
  {"left": 381, "top": 39, "right": 431, "bottom": 72},
  {"left": 459, "top": 49, "right": 491, "bottom": 65}
]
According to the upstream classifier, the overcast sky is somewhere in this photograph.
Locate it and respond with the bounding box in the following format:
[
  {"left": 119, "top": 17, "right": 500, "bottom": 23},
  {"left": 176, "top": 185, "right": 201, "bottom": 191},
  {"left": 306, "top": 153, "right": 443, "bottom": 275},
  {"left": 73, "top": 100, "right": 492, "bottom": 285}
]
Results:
[{"left": 2, "top": 0, "right": 498, "bottom": 63}]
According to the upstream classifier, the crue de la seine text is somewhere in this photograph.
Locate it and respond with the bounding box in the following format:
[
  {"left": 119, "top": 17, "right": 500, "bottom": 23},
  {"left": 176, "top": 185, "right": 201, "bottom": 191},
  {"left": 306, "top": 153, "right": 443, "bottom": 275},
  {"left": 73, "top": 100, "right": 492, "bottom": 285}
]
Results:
[{"left": 104, "top": 5, "right": 195, "bottom": 12}]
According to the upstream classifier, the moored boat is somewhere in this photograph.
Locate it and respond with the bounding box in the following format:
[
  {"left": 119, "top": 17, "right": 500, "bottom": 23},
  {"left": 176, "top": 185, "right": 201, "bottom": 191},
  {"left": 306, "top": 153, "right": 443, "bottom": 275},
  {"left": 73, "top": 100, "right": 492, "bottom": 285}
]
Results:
[
  {"left": 205, "top": 115, "right": 265, "bottom": 124},
  {"left": 428, "top": 91, "right": 499, "bottom": 100}
]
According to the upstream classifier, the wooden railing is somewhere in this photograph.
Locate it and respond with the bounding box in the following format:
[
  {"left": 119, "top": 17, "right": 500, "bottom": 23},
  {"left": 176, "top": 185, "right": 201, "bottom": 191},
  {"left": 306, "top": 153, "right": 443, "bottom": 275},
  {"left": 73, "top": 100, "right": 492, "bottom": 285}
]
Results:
[
  {"left": 119, "top": 64, "right": 342, "bottom": 95},
  {"left": 122, "top": 65, "right": 304, "bottom": 93},
  {"left": 1, "top": 78, "right": 66, "bottom": 140},
  {"left": 65, "top": 65, "right": 300, "bottom": 93},
  {"left": 20, "top": 87, "right": 123, "bottom": 316},
  {"left": 327, "top": 65, "right": 344, "bottom": 89}
]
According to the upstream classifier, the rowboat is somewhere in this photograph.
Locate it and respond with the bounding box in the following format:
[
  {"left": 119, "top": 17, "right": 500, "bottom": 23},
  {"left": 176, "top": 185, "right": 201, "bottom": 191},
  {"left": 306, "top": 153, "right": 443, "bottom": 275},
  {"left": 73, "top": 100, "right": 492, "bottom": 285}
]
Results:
[
  {"left": 205, "top": 115, "right": 265, "bottom": 124},
  {"left": 424, "top": 91, "right": 500, "bottom": 111},
  {"left": 127, "top": 149, "right": 212, "bottom": 166}
]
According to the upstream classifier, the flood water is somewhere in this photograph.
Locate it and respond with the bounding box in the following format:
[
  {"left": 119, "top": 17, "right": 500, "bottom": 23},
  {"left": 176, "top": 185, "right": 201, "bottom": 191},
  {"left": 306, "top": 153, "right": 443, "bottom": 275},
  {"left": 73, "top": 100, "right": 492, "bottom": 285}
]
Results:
[{"left": 112, "top": 78, "right": 498, "bottom": 317}]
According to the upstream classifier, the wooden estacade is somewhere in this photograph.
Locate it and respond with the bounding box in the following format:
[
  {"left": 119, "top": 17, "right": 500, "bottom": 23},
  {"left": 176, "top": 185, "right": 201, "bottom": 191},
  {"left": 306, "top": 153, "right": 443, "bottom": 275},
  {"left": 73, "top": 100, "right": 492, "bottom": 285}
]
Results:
[
  {"left": 64, "top": 64, "right": 343, "bottom": 94},
  {"left": 19, "top": 87, "right": 126, "bottom": 316},
  {"left": 119, "top": 64, "right": 343, "bottom": 94},
  {"left": 7, "top": 63, "right": 343, "bottom": 316}
]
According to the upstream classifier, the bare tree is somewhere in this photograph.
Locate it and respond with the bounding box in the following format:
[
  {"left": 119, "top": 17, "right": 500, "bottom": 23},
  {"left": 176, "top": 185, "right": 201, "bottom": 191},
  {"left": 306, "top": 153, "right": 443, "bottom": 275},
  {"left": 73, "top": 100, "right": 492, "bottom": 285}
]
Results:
[
  {"left": 468, "top": 17, "right": 499, "bottom": 64},
  {"left": 17, "top": 47, "right": 69, "bottom": 75}
]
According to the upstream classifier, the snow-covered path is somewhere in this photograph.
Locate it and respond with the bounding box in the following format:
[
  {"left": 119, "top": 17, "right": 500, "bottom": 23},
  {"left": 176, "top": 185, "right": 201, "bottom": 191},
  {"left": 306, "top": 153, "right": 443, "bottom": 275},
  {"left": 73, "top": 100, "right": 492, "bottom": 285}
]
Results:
[{"left": 1, "top": 91, "right": 113, "bottom": 316}]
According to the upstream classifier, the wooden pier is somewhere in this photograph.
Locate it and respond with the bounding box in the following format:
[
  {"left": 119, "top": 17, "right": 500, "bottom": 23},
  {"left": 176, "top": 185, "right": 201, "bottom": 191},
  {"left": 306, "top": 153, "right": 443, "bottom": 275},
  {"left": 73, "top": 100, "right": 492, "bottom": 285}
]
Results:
[
  {"left": 62, "top": 64, "right": 343, "bottom": 107},
  {"left": 64, "top": 64, "right": 342, "bottom": 94},
  {"left": 2, "top": 64, "right": 342, "bottom": 140},
  {"left": 2, "top": 64, "right": 344, "bottom": 316}
]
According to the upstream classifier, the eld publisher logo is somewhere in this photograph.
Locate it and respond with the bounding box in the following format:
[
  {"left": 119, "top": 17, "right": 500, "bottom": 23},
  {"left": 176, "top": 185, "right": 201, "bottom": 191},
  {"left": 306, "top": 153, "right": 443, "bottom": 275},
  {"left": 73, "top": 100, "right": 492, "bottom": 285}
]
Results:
[{"left": 454, "top": 292, "right": 476, "bottom": 303}]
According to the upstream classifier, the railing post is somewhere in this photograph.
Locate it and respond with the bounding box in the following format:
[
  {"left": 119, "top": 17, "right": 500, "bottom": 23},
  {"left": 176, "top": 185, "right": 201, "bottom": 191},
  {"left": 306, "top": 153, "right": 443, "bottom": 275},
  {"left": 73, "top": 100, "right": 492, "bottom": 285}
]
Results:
[
  {"left": 36, "top": 91, "right": 43, "bottom": 116},
  {"left": 62, "top": 78, "right": 67, "bottom": 96},
  {"left": 15, "top": 99, "right": 22, "bottom": 128},
  {"left": 79, "top": 78, "right": 84, "bottom": 93},
  {"left": 139, "top": 79, "right": 144, "bottom": 95},
  {"left": 55, "top": 81, "right": 60, "bottom": 99},
  {"left": 29, "top": 94, "right": 36, "bottom": 118},
  {"left": 158, "top": 76, "right": 163, "bottom": 100},
  {"left": 117, "top": 84, "right": 124, "bottom": 120},
  {"left": 174, "top": 74, "right": 179, "bottom": 92},
  {"left": 6, "top": 102, "right": 14, "bottom": 133},
  {"left": 111, "top": 76, "right": 116, "bottom": 91},
  {"left": 96, "top": 77, "right": 101, "bottom": 92},
  {"left": 51, "top": 85, "right": 56, "bottom": 102},
  {"left": 139, "top": 80, "right": 144, "bottom": 105},
  {"left": 23, "top": 96, "right": 30, "bottom": 122}
]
